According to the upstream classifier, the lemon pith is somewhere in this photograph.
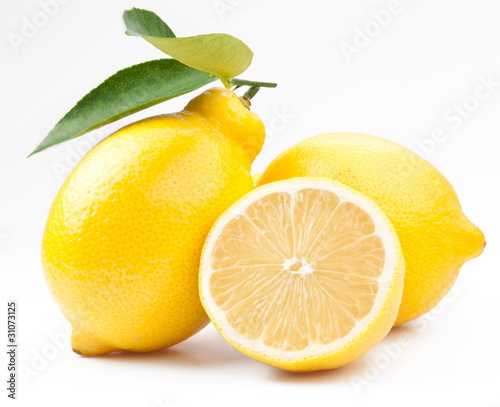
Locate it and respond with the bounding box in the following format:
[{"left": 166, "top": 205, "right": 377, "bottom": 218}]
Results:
[
  {"left": 257, "top": 133, "right": 485, "bottom": 325},
  {"left": 200, "top": 178, "right": 405, "bottom": 372},
  {"left": 42, "top": 88, "right": 265, "bottom": 355}
]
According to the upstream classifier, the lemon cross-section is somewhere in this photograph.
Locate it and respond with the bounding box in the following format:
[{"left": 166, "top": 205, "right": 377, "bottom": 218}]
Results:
[{"left": 200, "top": 178, "right": 405, "bottom": 372}]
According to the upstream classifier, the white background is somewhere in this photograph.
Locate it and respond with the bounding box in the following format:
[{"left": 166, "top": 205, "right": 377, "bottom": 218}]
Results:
[{"left": 1, "top": 0, "right": 500, "bottom": 406}]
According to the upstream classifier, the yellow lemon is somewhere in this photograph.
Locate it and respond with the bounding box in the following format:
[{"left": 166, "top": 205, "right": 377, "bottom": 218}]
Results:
[
  {"left": 258, "top": 133, "right": 485, "bottom": 325},
  {"left": 42, "top": 88, "right": 265, "bottom": 355},
  {"left": 200, "top": 178, "right": 405, "bottom": 372}
]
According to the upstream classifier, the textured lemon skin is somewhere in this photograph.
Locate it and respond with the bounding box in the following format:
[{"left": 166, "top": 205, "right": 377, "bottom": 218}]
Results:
[
  {"left": 42, "top": 88, "right": 265, "bottom": 355},
  {"left": 258, "top": 133, "right": 485, "bottom": 326},
  {"left": 200, "top": 178, "right": 405, "bottom": 372}
]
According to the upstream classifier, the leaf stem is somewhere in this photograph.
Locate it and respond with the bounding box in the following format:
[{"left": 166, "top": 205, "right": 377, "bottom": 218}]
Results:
[{"left": 230, "top": 78, "right": 277, "bottom": 88}]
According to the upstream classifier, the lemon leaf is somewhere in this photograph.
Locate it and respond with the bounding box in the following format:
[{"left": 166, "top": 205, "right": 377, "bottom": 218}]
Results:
[
  {"left": 123, "top": 8, "right": 253, "bottom": 87},
  {"left": 30, "top": 59, "right": 216, "bottom": 156},
  {"left": 123, "top": 7, "right": 176, "bottom": 38}
]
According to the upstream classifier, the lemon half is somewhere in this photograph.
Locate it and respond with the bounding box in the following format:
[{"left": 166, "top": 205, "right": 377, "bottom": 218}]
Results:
[{"left": 200, "top": 178, "right": 404, "bottom": 372}]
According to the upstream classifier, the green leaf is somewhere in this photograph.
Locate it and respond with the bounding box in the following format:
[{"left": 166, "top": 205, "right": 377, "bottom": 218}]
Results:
[
  {"left": 30, "top": 59, "right": 217, "bottom": 156},
  {"left": 123, "top": 8, "right": 253, "bottom": 86},
  {"left": 123, "top": 8, "right": 176, "bottom": 38}
]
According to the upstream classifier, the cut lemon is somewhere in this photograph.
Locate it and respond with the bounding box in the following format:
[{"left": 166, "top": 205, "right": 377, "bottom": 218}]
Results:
[{"left": 199, "top": 178, "right": 405, "bottom": 372}]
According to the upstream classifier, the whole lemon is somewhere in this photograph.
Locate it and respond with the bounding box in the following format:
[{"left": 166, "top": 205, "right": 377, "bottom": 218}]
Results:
[
  {"left": 258, "top": 133, "right": 485, "bottom": 325},
  {"left": 42, "top": 88, "right": 265, "bottom": 355}
]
